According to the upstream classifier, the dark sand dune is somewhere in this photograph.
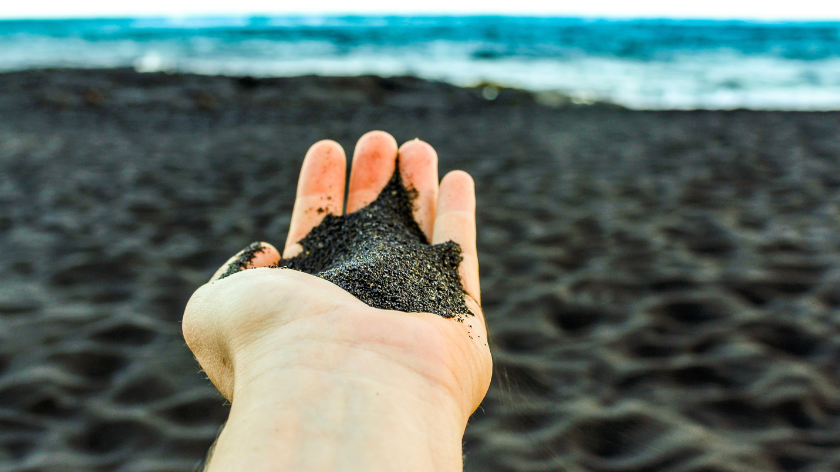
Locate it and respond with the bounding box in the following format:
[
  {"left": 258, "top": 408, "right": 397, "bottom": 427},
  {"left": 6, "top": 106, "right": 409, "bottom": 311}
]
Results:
[{"left": 1, "top": 69, "right": 839, "bottom": 472}]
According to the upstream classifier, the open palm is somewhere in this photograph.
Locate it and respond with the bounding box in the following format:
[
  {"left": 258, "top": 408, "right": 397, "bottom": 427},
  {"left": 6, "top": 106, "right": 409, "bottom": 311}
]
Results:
[{"left": 183, "top": 131, "right": 491, "bottom": 430}]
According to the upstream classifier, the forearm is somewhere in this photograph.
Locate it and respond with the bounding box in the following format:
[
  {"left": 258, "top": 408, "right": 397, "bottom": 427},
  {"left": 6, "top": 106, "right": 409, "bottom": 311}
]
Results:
[{"left": 205, "top": 353, "right": 467, "bottom": 471}]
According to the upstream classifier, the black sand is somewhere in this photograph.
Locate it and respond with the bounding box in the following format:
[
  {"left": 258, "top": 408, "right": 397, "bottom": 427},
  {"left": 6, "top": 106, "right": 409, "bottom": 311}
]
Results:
[
  {"left": 2, "top": 68, "right": 840, "bottom": 472},
  {"left": 278, "top": 171, "right": 469, "bottom": 318},
  {"left": 218, "top": 241, "right": 266, "bottom": 280},
  {"left": 218, "top": 170, "right": 470, "bottom": 318}
]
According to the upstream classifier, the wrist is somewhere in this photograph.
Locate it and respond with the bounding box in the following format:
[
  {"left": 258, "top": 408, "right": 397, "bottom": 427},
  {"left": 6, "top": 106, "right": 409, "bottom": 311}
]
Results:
[{"left": 207, "top": 338, "right": 467, "bottom": 472}]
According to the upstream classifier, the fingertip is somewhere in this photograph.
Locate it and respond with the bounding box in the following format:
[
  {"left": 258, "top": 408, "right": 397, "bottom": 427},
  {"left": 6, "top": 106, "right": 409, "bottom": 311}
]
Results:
[
  {"left": 439, "top": 170, "right": 476, "bottom": 212},
  {"left": 299, "top": 140, "right": 347, "bottom": 198},
  {"left": 306, "top": 140, "right": 345, "bottom": 165},
  {"left": 309, "top": 138, "right": 344, "bottom": 154},
  {"left": 352, "top": 131, "right": 398, "bottom": 170},
  {"left": 252, "top": 241, "right": 281, "bottom": 267},
  {"left": 398, "top": 138, "right": 436, "bottom": 156},
  {"left": 210, "top": 241, "right": 281, "bottom": 282},
  {"left": 441, "top": 170, "right": 475, "bottom": 187},
  {"left": 347, "top": 130, "right": 399, "bottom": 213},
  {"left": 355, "top": 130, "right": 398, "bottom": 156}
]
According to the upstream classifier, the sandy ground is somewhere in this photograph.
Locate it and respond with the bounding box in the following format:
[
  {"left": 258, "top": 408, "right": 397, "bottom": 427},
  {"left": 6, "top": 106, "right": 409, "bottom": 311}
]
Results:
[{"left": 1, "top": 69, "right": 840, "bottom": 472}]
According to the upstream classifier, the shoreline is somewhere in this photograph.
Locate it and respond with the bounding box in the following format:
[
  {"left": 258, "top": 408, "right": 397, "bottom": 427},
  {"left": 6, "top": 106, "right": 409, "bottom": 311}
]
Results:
[
  {"left": 6, "top": 67, "right": 840, "bottom": 112},
  {"left": 0, "top": 67, "right": 626, "bottom": 111}
]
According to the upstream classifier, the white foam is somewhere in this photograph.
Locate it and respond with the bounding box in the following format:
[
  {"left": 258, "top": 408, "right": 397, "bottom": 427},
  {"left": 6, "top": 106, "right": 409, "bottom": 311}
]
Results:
[{"left": 1, "top": 35, "right": 839, "bottom": 110}]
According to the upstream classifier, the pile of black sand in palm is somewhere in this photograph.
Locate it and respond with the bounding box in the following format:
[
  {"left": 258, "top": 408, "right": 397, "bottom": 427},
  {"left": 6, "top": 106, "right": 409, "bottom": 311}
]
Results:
[{"left": 220, "top": 170, "right": 471, "bottom": 319}]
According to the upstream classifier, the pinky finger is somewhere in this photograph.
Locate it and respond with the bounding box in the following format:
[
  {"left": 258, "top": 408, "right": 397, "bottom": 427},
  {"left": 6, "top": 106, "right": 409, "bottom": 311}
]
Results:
[
  {"left": 432, "top": 171, "right": 480, "bottom": 307},
  {"left": 210, "top": 241, "right": 281, "bottom": 282}
]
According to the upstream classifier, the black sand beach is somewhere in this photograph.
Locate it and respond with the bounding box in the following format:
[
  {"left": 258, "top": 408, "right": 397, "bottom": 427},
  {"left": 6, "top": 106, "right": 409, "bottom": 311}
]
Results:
[{"left": 1, "top": 68, "right": 840, "bottom": 472}]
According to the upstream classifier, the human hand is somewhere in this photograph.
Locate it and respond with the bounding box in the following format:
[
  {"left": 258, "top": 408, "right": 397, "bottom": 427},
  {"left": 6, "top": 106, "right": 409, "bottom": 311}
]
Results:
[{"left": 183, "top": 131, "right": 491, "bottom": 471}]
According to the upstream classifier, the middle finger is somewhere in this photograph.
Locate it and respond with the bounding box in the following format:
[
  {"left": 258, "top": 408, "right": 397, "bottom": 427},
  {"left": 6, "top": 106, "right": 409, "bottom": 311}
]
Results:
[{"left": 346, "top": 131, "right": 399, "bottom": 213}]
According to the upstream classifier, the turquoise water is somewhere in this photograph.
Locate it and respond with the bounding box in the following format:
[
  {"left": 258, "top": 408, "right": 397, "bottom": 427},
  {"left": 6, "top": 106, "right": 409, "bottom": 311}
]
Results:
[{"left": 1, "top": 16, "right": 839, "bottom": 109}]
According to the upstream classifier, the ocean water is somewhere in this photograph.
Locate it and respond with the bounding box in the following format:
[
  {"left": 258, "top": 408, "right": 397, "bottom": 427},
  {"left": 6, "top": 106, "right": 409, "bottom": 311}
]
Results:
[{"left": 1, "top": 16, "right": 839, "bottom": 110}]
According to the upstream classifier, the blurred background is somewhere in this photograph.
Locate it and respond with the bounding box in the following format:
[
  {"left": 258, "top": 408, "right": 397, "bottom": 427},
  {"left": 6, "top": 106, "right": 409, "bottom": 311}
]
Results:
[
  {"left": 2, "top": 4, "right": 840, "bottom": 109},
  {"left": 1, "top": 1, "right": 840, "bottom": 472}
]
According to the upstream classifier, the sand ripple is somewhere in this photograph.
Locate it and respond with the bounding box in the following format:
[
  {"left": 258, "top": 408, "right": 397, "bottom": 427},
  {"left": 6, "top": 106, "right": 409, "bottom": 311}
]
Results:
[{"left": 1, "top": 69, "right": 839, "bottom": 471}]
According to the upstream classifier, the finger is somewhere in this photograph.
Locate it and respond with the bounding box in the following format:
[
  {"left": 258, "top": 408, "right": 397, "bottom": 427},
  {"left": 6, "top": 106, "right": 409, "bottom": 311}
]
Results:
[
  {"left": 346, "top": 131, "right": 398, "bottom": 213},
  {"left": 433, "top": 171, "right": 480, "bottom": 307},
  {"left": 284, "top": 140, "right": 347, "bottom": 258},
  {"left": 398, "top": 139, "right": 439, "bottom": 242},
  {"left": 210, "top": 241, "right": 281, "bottom": 282}
]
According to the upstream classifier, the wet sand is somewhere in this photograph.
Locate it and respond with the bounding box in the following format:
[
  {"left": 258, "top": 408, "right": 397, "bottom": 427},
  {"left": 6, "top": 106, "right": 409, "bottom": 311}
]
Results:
[{"left": 1, "top": 68, "right": 840, "bottom": 471}]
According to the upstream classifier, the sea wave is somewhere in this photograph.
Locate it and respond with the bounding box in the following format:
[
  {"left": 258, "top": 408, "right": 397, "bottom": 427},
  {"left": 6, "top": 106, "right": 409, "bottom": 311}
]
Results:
[{"left": 1, "top": 16, "right": 839, "bottom": 110}]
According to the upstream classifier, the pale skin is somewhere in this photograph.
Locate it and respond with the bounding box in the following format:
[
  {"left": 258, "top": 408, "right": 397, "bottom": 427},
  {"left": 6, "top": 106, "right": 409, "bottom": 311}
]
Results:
[{"left": 183, "top": 131, "right": 492, "bottom": 472}]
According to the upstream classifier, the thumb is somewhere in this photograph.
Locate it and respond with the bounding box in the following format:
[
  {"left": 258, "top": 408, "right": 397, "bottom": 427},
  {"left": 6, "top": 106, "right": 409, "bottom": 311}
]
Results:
[{"left": 210, "top": 242, "right": 281, "bottom": 282}]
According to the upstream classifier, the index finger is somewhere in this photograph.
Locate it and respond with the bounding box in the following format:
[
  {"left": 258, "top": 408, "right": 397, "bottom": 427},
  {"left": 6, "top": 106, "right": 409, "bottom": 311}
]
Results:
[{"left": 284, "top": 140, "right": 347, "bottom": 258}]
